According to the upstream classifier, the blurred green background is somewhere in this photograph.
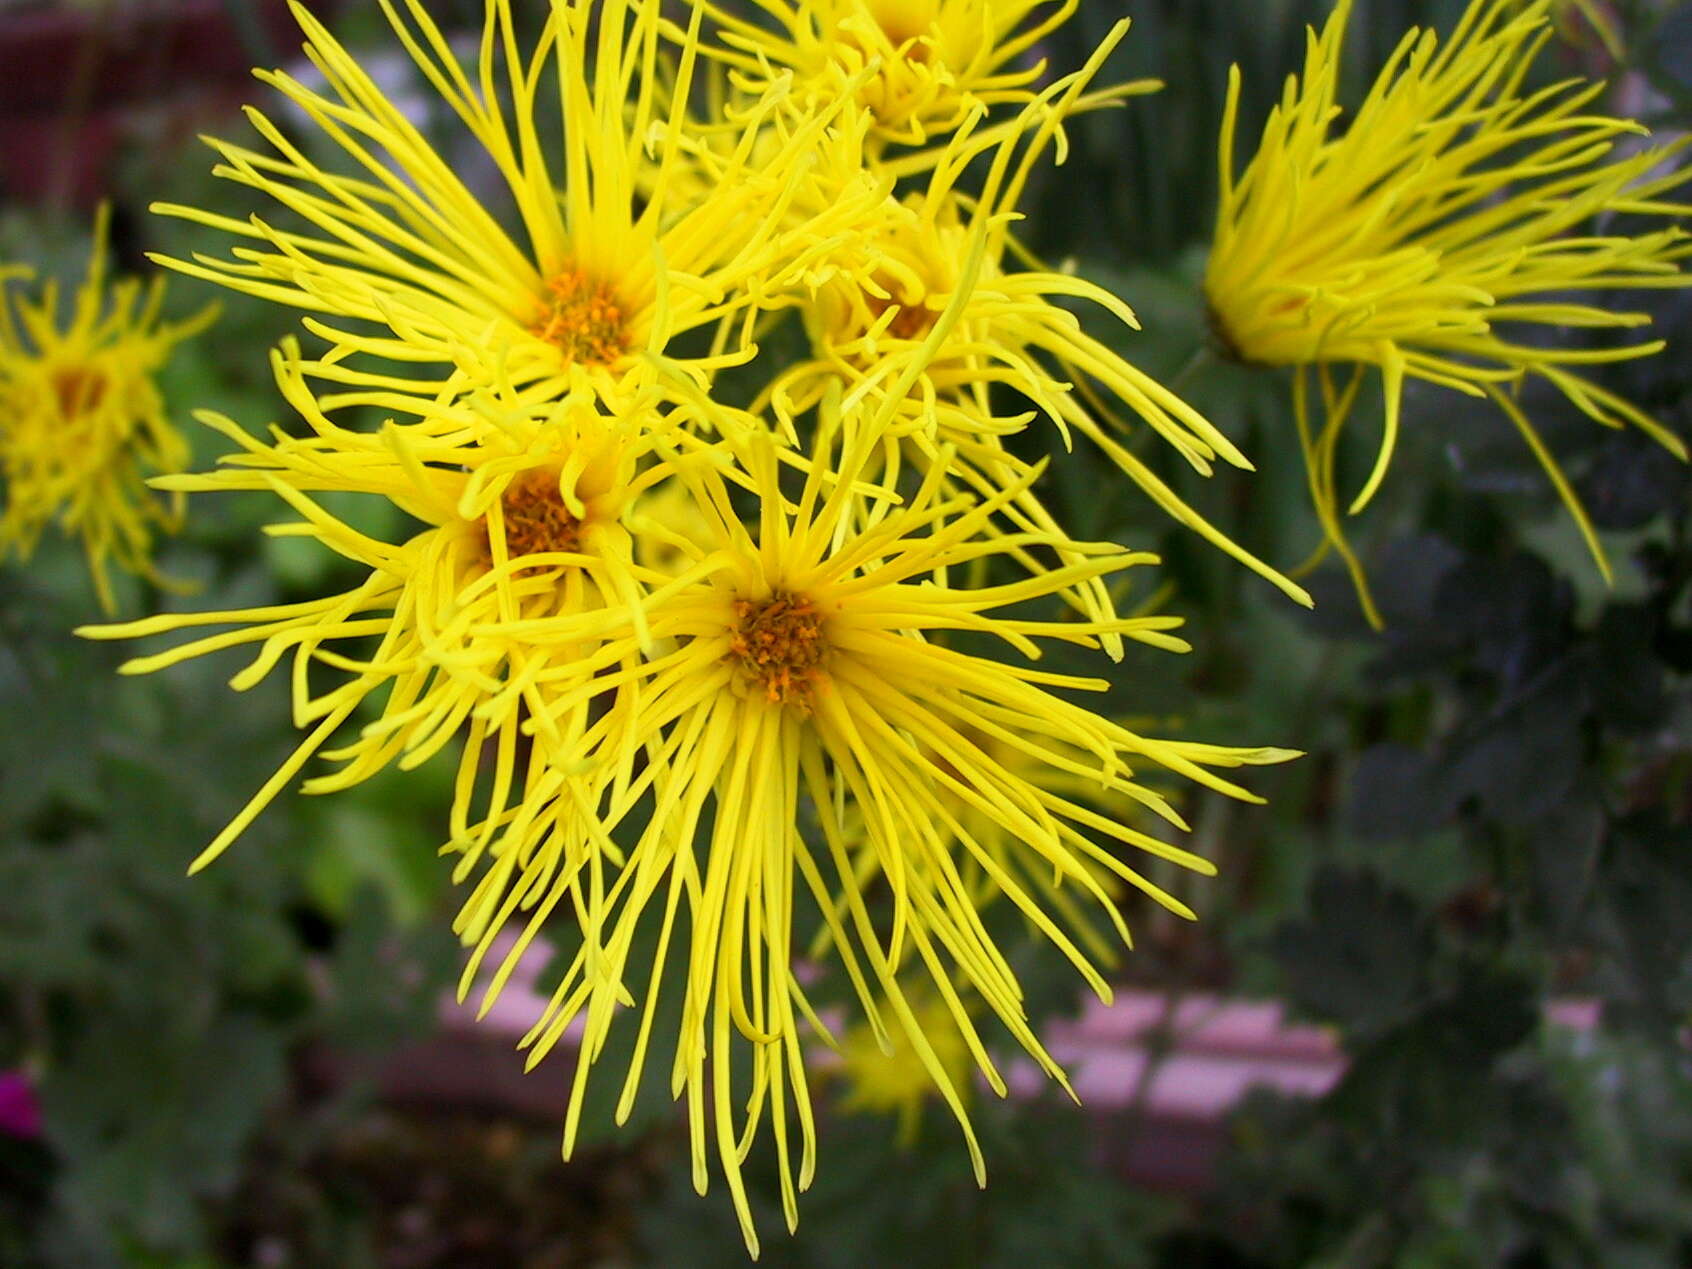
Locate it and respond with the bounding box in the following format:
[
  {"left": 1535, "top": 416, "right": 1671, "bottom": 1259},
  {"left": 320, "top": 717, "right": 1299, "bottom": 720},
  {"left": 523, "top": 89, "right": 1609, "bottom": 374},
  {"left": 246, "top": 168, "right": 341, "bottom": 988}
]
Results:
[{"left": 2, "top": 1, "right": 1691, "bottom": 1265}]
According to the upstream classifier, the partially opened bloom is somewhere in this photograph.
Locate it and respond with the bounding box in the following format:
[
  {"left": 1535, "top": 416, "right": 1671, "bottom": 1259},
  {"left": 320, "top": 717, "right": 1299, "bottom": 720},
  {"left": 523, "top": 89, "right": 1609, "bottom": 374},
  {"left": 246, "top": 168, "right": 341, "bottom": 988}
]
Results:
[
  {"left": 79, "top": 346, "right": 717, "bottom": 874},
  {"left": 0, "top": 211, "right": 215, "bottom": 611},
  {"left": 1206, "top": 0, "right": 1691, "bottom": 624},
  {"left": 157, "top": 0, "right": 879, "bottom": 421},
  {"left": 696, "top": 0, "right": 1144, "bottom": 160},
  {"left": 450, "top": 399, "right": 1296, "bottom": 1254}
]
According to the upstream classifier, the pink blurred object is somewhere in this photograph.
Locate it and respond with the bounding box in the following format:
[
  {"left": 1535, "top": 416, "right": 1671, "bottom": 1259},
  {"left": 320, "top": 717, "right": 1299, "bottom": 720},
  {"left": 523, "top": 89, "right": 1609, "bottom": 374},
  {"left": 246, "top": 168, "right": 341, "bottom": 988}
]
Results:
[
  {"left": 310, "top": 937, "right": 1602, "bottom": 1194},
  {"left": 0, "top": 1070, "right": 43, "bottom": 1141},
  {"left": 1000, "top": 994, "right": 1345, "bottom": 1190}
]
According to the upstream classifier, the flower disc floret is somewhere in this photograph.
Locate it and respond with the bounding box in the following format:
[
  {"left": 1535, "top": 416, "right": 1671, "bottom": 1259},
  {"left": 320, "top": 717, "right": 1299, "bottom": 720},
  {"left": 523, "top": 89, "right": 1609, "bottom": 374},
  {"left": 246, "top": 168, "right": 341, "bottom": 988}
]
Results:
[
  {"left": 492, "top": 470, "right": 585, "bottom": 561},
  {"left": 532, "top": 268, "right": 629, "bottom": 367},
  {"left": 729, "top": 591, "right": 829, "bottom": 707}
]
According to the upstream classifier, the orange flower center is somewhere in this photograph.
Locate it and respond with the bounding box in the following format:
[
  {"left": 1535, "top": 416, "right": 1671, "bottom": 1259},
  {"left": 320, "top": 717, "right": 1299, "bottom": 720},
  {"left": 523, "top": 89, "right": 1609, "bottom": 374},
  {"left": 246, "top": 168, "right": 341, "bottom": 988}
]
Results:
[
  {"left": 491, "top": 470, "right": 582, "bottom": 561},
  {"left": 729, "top": 592, "right": 829, "bottom": 708},
  {"left": 52, "top": 367, "right": 107, "bottom": 418},
  {"left": 532, "top": 267, "right": 628, "bottom": 367},
  {"left": 865, "top": 286, "right": 936, "bottom": 342}
]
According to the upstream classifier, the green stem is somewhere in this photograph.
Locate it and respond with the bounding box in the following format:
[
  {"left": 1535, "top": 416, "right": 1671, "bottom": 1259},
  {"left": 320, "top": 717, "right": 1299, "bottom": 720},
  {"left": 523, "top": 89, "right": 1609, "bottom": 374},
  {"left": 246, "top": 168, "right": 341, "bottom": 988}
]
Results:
[{"left": 1169, "top": 344, "right": 1214, "bottom": 395}]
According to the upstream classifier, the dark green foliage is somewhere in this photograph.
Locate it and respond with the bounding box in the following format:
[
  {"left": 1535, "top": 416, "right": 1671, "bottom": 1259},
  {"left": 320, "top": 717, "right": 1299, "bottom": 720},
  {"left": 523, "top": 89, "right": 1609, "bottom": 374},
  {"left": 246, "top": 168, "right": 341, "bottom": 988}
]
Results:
[
  {"left": 640, "top": 1098, "right": 1174, "bottom": 1269},
  {"left": 0, "top": 556, "right": 458, "bottom": 1267},
  {"left": 0, "top": 208, "right": 459, "bottom": 1265}
]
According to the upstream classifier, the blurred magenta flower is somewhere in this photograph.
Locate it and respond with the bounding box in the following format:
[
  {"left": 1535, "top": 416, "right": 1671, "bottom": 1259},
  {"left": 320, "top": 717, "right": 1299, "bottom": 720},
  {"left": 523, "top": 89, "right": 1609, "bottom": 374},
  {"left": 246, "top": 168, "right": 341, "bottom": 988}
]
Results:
[{"left": 0, "top": 1071, "right": 42, "bottom": 1140}]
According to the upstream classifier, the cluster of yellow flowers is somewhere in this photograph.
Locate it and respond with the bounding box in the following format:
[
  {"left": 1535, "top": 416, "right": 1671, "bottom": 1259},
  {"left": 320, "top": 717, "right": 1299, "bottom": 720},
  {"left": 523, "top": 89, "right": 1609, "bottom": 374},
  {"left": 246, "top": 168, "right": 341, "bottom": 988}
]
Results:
[{"left": 37, "top": 0, "right": 1683, "bottom": 1254}]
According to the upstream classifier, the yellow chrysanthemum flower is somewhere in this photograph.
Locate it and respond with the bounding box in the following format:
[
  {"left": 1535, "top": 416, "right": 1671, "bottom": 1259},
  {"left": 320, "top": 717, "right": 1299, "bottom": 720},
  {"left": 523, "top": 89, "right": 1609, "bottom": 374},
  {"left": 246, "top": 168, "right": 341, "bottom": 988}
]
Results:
[
  {"left": 0, "top": 209, "right": 215, "bottom": 613},
  {"left": 765, "top": 28, "right": 1310, "bottom": 622},
  {"left": 156, "top": 0, "right": 879, "bottom": 420},
  {"left": 1206, "top": 0, "right": 1691, "bottom": 624},
  {"left": 80, "top": 345, "right": 720, "bottom": 875},
  {"left": 695, "top": 0, "right": 1137, "bottom": 158},
  {"left": 451, "top": 399, "right": 1296, "bottom": 1254}
]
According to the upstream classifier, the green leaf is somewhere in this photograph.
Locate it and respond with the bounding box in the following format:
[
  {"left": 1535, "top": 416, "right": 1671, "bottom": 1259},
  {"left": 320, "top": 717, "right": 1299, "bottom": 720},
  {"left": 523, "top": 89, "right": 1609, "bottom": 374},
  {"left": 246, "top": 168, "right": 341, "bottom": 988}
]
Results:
[{"left": 1270, "top": 867, "right": 1434, "bottom": 1036}]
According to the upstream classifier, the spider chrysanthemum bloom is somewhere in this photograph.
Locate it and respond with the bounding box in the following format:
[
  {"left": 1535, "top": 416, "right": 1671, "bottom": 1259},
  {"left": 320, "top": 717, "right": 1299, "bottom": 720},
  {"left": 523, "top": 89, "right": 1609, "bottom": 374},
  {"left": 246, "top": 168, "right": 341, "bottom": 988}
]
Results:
[
  {"left": 1206, "top": 0, "right": 1692, "bottom": 624},
  {"left": 766, "top": 29, "right": 1310, "bottom": 622},
  {"left": 157, "top": 0, "right": 881, "bottom": 420},
  {"left": 696, "top": 0, "right": 1147, "bottom": 160},
  {"left": 79, "top": 346, "right": 717, "bottom": 874},
  {"left": 450, "top": 403, "right": 1296, "bottom": 1254},
  {"left": 0, "top": 211, "right": 216, "bottom": 612}
]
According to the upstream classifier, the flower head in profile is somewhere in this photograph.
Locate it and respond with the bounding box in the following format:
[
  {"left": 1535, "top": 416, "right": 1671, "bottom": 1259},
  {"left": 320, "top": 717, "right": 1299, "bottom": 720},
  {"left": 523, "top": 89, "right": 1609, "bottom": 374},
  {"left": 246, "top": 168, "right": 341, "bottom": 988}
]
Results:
[
  {"left": 451, "top": 398, "right": 1297, "bottom": 1255},
  {"left": 79, "top": 345, "right": 717, "bottom": 875},
  {"left": 158, "top": 0, "right": 878, "bottom": 420},
  {"left": 1206, "top": 0, "right": 1691, "bottom": 624},
  {"left": 0, "top": 209, "right": 215, "bottom": 611}
]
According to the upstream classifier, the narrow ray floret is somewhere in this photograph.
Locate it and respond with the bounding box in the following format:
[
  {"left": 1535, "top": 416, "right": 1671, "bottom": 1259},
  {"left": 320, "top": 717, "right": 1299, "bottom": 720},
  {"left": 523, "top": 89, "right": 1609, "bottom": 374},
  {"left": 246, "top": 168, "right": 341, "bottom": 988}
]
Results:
[
  {"left": 154, "top": 0, "right": 882, "bottom": 420},
  {"left": 1205, "top": 0, "right": 1692, "bottom": 624},
  {"left": 0, "top": 209, "right": 216, "bottom": 612},
  {"left": 840, "top": 714, "right": 1155, "bottom": 970},
  {"left": 834, "top": 991, "right": 975, "bottom": 1145},
  {"left": 446, "top": 400, "right": 1298, "bottom": 1255},
  {"left": 79, "top": 347, "right": 715, "bottom": 874}
]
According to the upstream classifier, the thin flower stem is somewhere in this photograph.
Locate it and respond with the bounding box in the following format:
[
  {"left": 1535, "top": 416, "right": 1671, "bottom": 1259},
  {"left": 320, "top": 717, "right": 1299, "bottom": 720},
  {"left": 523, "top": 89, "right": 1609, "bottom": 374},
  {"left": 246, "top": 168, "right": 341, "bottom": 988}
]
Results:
[{"left": 1169, "top": 345, "right": 1214, "bottom": 395}]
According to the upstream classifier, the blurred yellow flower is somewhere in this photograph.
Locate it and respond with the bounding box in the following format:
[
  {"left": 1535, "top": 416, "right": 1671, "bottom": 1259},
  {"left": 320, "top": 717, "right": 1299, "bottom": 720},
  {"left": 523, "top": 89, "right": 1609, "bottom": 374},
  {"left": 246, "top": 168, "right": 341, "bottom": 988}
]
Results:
[
  {"left": 0, "top": 209, "right": 215, "bottom": 612},
  {"left": 455, "top": 397, "right": 1296, "bottom": 1255},
  {"left": 1206, "top": 0, "right": 1690, "bottom": 624},
  {"left": 837, "top": 994, "right": 974, "bottom": 1144}
]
